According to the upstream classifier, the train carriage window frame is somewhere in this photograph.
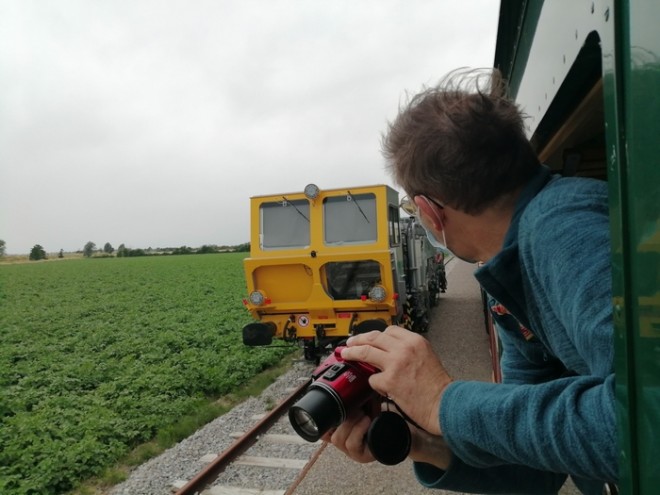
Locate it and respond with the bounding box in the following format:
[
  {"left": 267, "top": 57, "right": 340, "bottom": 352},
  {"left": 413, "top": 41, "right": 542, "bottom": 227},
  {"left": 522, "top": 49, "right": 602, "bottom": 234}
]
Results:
[
  {"left": 259, "top": 198, "right": 310, "bottom": 250},
  {"left": 323, "top": 193, "right": 378, "bottom": 246}
]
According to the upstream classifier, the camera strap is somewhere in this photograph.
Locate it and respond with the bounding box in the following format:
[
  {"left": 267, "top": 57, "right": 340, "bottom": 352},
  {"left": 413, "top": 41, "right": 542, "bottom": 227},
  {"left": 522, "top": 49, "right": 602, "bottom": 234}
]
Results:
[{"left": 382, "top": 397, "right": 429, "bottom": 433}]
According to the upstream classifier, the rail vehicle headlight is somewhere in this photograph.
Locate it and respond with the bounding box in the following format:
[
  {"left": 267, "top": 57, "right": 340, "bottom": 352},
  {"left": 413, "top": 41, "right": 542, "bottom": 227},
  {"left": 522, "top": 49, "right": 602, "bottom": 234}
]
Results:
[
  {"left": 304, "top": 183, "right": 320, "bottom": 200},
  {"left": 368, "top": 285, "right": 387, "bottom": 303},
  {"left": 248, "top": 290, "right": 266, "bottom": 306}
]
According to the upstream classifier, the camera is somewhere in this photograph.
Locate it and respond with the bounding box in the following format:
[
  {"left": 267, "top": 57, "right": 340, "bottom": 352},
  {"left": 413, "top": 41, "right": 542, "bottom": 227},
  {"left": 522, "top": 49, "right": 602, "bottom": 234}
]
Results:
[
  {"left": 288, "top": 346, "right": 411, "bottom": 465},
  {"left": 289, "top": 346, "right": 379, "bottom": 442}
]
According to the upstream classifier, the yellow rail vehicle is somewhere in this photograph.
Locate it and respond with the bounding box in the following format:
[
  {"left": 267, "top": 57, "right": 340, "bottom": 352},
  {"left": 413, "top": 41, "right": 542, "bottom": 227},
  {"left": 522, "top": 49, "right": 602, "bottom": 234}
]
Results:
[{"left": 242, "top": 183, "right": 446, "bottom": 361}]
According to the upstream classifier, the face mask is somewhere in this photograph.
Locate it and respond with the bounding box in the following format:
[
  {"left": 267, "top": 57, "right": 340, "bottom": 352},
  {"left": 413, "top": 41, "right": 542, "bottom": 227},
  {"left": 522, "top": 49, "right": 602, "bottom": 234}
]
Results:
[{"left": 418, "top": 214, "right": 451, "bottom": 254}]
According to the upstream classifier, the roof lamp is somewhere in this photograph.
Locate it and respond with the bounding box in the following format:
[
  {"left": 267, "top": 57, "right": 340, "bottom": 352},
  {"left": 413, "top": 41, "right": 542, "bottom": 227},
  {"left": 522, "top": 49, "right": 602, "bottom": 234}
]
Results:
[{"left": 304, "top": 183, "right": 320, "bottom": 200}]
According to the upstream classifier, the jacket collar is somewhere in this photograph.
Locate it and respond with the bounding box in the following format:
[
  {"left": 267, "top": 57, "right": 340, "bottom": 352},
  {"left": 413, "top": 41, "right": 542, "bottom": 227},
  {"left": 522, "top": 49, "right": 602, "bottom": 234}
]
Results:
[{"left": 474, "top": 165, "right": 554, "bottom": 329}]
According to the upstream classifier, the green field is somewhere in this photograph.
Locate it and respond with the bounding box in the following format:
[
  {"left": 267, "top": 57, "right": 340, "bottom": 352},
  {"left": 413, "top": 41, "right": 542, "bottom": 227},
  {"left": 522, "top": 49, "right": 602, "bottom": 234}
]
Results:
[{"left": 0, "top": 253, "right": 293, "bottom": 494}]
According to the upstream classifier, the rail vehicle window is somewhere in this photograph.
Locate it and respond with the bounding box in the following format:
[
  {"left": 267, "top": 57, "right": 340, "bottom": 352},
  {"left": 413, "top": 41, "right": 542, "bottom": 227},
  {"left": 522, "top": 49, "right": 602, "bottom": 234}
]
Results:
[
  {"left": 324, "top": 260, "right": 382, "bottom": 300},
  {"left": 388, "top": 205, "right": 400, "bottom": 246},
  {"left": 323, "top": 193, "right": 377, "bottom": 245},
  {"left": 260, "top": 199, "right": 310, "bottom": 249}
]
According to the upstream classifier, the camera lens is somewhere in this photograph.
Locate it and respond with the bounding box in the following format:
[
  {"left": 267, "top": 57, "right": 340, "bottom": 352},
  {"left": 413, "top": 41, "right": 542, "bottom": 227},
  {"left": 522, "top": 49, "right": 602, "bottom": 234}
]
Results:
[
  {"left": 289, "top": 386, "right": 343, "bottom": 442},
  {"left": 290, "top": 409, "right": 318, "bottom": 438}
]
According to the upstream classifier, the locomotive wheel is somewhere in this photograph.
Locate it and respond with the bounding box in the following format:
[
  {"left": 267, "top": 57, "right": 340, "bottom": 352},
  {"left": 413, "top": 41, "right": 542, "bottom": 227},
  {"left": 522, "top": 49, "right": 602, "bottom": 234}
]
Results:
[
  {"left": 413, "top": 314, "right": 429, "bottom": 333},
  {"left": 428, "top": 285, "right": 439, "bottom": 308}
]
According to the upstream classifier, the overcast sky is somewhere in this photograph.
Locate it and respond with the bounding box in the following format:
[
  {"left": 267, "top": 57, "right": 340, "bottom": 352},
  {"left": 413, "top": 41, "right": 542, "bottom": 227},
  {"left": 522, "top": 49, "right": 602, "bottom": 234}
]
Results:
[{"left": 0, "top": 0, "right": 499, "bottom": 254}]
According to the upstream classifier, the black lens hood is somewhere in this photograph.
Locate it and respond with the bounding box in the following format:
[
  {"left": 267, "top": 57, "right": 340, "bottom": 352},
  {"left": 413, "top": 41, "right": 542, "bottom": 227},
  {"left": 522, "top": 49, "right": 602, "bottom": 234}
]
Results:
[{"left": 366, "top": 411, "right": 412, "bottom": 465}]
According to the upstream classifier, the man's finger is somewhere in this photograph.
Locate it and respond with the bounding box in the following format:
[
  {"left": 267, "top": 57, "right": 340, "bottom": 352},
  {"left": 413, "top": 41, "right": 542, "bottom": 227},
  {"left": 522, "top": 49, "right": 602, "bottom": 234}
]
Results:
[
  {"left": 345, "top": 330, "right": 382, "bottom": 347},
  {"left": 340, "top": 343, "right": 388, "bottom": 367},
  {"left": 347, "top": 327, "right": 407, "bottom": 350}
]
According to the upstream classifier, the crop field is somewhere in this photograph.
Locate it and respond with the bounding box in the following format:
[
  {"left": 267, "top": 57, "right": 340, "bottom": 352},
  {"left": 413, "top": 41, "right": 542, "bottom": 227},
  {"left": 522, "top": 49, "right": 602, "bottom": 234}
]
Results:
[{"left": 0, "top": 253, "right": 293, "bottom": 494}]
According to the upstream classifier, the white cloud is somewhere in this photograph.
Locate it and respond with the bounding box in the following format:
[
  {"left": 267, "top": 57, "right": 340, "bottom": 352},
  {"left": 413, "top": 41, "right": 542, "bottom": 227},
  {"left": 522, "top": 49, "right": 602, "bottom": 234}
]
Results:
[{"left": 0, "top": 0, "right": 499, "bottom": 253}]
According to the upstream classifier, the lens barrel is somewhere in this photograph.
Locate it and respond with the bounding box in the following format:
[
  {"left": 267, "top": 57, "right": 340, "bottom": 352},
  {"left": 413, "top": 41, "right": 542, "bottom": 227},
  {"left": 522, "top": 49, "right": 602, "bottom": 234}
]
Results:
[{"left": 289, "top": 386, "right": 343, "bottom": 442}]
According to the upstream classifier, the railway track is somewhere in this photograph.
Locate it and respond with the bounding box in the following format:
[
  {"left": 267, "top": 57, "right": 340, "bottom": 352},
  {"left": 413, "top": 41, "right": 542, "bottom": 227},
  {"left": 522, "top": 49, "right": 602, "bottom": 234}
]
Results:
[{"left": 172, "top": 375, "right": 326, "bottom": 495}]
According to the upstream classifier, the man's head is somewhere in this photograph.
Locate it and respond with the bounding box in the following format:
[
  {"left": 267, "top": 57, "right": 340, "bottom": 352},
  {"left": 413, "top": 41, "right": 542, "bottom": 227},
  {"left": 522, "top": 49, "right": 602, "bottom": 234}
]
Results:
[{"left": 382, "top": 68, "right": 540, "bottom": 215}]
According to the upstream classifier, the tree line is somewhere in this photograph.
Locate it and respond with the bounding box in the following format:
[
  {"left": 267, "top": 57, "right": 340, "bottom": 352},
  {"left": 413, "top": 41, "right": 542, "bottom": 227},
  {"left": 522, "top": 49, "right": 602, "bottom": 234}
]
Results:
[{"left": 0, "top": 239, "right": 250, "bottom": 261}]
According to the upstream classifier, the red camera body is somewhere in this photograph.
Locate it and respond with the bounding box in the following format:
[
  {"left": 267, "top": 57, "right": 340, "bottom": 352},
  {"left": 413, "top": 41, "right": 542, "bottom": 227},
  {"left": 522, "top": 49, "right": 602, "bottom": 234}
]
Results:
[
  {"left": 289, "top": 345, "right": 412, "bottom": 465},
  {"left": 289, "top": 346, "right": 379, "bottom": 442}
]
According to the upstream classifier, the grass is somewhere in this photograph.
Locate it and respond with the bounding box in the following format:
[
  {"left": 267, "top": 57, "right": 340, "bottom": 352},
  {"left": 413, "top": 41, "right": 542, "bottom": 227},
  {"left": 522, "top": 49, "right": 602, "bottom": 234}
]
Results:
[
  {"left": 70, "top": 352, "right": 299, "bottom": 495},
  {"left": 0, "top": 253, "right": 298, "bottom": 495}
]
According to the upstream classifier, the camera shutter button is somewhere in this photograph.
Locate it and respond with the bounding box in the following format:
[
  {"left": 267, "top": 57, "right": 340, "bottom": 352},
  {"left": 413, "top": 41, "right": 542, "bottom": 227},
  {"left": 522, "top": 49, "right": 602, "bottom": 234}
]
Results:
[{"left": 322, "top": 363, "right": 346, "bottom": 380}]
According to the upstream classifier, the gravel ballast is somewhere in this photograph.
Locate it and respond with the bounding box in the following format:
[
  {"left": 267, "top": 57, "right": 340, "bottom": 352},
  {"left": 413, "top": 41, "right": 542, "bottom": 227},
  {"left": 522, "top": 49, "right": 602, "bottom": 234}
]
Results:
[{"left": 110, "top": 359, "right": 315, "bottom": 495}]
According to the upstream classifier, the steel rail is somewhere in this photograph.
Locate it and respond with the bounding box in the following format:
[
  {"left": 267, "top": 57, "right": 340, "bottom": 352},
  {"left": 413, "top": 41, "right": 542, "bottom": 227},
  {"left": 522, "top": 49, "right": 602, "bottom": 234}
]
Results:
[{"left": 175, "top": 377, "right": 312, "bottom": 495}]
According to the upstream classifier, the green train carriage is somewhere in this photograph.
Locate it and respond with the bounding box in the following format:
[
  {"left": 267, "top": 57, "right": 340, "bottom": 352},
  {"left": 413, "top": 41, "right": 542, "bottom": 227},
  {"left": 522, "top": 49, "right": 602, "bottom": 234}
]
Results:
[{"left": 493, "top": 1, "right": 660, "bottom": 493}]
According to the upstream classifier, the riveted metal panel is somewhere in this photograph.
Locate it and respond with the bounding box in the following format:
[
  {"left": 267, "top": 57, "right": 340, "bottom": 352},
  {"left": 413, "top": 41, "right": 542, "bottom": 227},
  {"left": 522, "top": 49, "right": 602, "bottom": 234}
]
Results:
[{"left": 496, "top": 1, "right": 614, "bottom": 139}]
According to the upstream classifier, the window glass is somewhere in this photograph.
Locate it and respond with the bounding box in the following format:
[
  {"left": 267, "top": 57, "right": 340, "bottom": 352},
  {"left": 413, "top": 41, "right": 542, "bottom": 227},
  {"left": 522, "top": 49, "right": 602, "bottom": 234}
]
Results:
[
  {"left": 260, "top": 199, "right": 310, "bottom": 249},
  {"left": 324, "top": 260, "right": 381, "bottom": 300},
  {"left": 323, "top": 193, "right": 377, "bottom": 245}
]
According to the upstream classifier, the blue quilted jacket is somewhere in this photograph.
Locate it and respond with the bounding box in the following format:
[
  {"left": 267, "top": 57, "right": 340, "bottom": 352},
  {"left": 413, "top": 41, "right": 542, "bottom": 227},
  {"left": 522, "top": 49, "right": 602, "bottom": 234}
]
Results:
[{"left": 414, "top": 166, "right": 617, "bottom": 495}]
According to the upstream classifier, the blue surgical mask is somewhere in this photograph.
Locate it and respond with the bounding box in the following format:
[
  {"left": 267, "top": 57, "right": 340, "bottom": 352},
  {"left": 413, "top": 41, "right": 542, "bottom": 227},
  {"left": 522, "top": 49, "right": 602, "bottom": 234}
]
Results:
[{"left": 418, "top": 215, "right": 451, "bottom": 254}]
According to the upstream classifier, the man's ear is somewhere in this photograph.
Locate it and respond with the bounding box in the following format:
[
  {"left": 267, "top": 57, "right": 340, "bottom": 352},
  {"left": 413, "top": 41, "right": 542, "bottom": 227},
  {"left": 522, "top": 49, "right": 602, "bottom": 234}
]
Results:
[{"left": 414, "top": 196, "right": 444, "bottom": 230}]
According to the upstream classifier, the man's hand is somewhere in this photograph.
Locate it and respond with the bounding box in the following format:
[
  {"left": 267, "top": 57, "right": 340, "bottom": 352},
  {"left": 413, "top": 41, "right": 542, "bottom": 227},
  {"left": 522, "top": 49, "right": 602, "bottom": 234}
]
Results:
[
  {"left": 323, "top": 411, "right": 375, "bottom": 464},
  {"left": 340, "top": 325, "right": 452, "bottom": 436},
  {"left": 408, "top": 426, "right": 453, "bottom": 469}
]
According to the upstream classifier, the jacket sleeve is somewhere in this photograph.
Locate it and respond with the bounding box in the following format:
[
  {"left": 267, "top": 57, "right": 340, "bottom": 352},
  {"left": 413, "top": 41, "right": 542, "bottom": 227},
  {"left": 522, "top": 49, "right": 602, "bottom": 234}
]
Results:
[
  {"left": 439, "top": 375, "right": 616, "bottom": 481},
  {"left": 413, "top": 456, "right": 566, "bottom": 494}
]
